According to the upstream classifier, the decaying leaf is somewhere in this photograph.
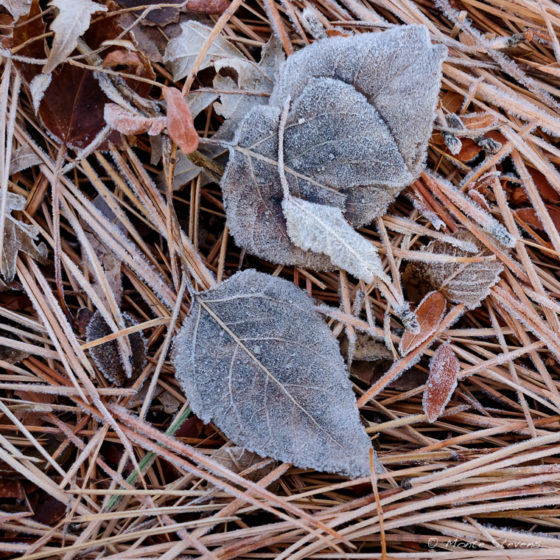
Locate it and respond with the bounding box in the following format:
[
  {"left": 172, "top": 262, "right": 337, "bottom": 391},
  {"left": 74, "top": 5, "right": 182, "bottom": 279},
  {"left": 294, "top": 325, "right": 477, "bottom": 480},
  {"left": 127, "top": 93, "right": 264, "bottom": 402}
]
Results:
[
  {"left": 10, "top": 145, "right": 41, "bottom": 174},
  {"left": 403, "top": 229, "right": 503, "bottom": 309},
  {"left": 283, "top": 196, "right": 388, "bottom": 283},
  {"left": 86, "top": 311, "right": 147, "bottom": 387},
  {"left": 423, "top": 342, "right": 459, "bottom": 422},
  {"left": 399, "top": 291, "right": 446, "bottom": 355},
  {"left": 212, "top": 446, "right": 277, "bottom": 482},
  {"left": 221, "top": 26, "right": 446, "bottom": 269},
  {"left": 173, "top": 269, "right": 382, "bottom": 478},
  {"left": 163, "top": 87, "right": 199, "bottom": 154},
  {"left": 43, "top": 0, "right": 108, "bottom": 73},
  {"left": 1, "top": 193, "right": 48, "bottom": 290}
]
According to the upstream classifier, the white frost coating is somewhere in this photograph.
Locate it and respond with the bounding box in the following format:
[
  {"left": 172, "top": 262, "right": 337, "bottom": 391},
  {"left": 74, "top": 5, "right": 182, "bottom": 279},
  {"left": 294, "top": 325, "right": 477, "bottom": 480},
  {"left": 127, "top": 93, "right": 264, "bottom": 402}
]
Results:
[
  {"left": 164, "top": 21, "right": 243, "bottom": 81},
  {"left": 283, "top": 196, "right": 389, "bottom": 283},
  {"left": 43, "top": 0, "right": 107, "bottom": 74},
  {"left": 29, "top": 73, "right": 51, "bottom": 114},
  {"left": 173, "top": 269, "right": 383, "bottom": 478},
  {"left": 0, "top": 0, "right": 32, "bottom": 19},
  {"left": 424, "top": 341, "right": 459, "bottom": 423}
]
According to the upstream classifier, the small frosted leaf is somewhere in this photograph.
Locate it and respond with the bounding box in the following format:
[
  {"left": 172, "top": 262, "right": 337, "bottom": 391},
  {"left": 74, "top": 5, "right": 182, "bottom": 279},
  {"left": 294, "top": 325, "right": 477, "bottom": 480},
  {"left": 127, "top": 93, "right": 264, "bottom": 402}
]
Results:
[
  {"left": 29, "top": 73, "right": 51, "bottom": 114},
  {"left": 221, "top": 26, "right": 445, "bottom": 268},
  {"left": 43, "top": 0, "right": 108, "bottom": 73},
  {"left": 400, "top": 291, "right": 446, "bottom": 355},
  {"left": 213, "top": 37, "right": 283, "bottom": 124},
  {"left": 283, "top": 197, "right": 388, "bottom": 283},
  {"left": 173, "top": 269, "right": 382, "bottom": 478},
  {"left": 163, "top": 87, "right": 199, "bottom": 154},
  {"left": 1, "top": 193, "right": 48, "bottom": 289},
  {"left": 163, "top": 20, "right": 243, "bottom": 81},
  {"left": 104, "top": 103, "right": 167, "bottom": 136},
  {"left": 1, "top": 0, "right": 32, "bottom": 19},
  {"left": 423, "top": 342, "right": 459, "bottom": 423},
  {"left": 403, "top": 229, "right": 503, "bottom": 310},
  {"left": 86, "top": 311, "right": 147, "bottom": 387}
]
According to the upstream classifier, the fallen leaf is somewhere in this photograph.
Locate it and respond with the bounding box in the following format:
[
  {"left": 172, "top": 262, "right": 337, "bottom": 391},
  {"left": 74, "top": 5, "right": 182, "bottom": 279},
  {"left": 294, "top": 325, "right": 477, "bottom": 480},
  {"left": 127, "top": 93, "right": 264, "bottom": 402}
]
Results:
[
  {"left": 221, "top": 26, "right": 446, "bottom": 268},
  {"left": 423, "top": 342, "right": 459, "bottom": 422},
  {"left": 163, "top": 86, "right": 199, "bottom": 154},
  {"left": 173, "top": 269, "right": 382, "bottom": 478},
  {"left": 11, "top": 0, "right": 154, "bottom": 150},
  {"left": 43, "top": 0, "right": 108, "bottom": 73},
  {"left": 164, "top": 20, "right": 244, "bottom": 81},
  {"left": 0, "top": 477, "right": 24, "bottom": 499},
  {"left": 211, "top": 446, "right": 277, "bottom": 482},
  {"left": 86, "top": 311, "right": 147, "bottom": 386},
  {"left": 403, "top": 229, "right": 503, "bottom": 309},
  {"left": 104, "top": 103, "right": 167, "bottom": 136},
  {"left": 342, "top": 334, "right": 392, "bottom": 363},
  {"left": 10, "top": 145, "right": 41, "bottom": 174},
  {"left": 516, "top": 206, "right": 560, "bottom": 234},
  {"left": 399, "top": 291, "right": 446, "bottom": 355},
  {"left": 283, "top": 196, "right": 388, "bottom": 282},
  {"left": 1, "top": 193, "right": 48, "bottom": 290},
  {"left": 213, "top": 36, "right": 284, "bottom": 124}
]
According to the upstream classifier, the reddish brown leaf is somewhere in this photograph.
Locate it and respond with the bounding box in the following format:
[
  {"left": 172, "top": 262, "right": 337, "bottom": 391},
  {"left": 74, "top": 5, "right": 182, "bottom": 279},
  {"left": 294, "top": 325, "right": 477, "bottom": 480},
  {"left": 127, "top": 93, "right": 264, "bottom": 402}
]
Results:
[
  {"left": 163, "top": 86, "right": 199, "bottom": 154},
  {"left": 423, "top": 342, "right": 459, "bottom": 423},
  {"left": 0, "top": 478, "right": 24, "bottom": 499},
  {"left": 454, "top": 138, "right": 481, "bottom": 162},
  {"left": 103, "top": 49, "right": 144, "bottom": 72},
  {"left": 187, "top": 0, "right": 230, "bottom": 13},
  {"left": 400, "top": 291, "right": 446, "bottom": 355},
  {"left": 460, "top": 111, "right": 497, "bottom": 130},
  {"left": 516, "top": 206, "right": 560, "bottom": 234},
  {"left": 440, "top": 91, "right": 463, "bottom": 114}
]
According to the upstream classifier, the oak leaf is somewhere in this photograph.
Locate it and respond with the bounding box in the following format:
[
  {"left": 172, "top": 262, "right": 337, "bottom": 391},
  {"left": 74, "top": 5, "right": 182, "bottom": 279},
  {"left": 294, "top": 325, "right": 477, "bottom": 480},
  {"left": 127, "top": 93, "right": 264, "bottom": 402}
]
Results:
[{"left": 173, "top": 269, "right": 382, "bottom": 478}]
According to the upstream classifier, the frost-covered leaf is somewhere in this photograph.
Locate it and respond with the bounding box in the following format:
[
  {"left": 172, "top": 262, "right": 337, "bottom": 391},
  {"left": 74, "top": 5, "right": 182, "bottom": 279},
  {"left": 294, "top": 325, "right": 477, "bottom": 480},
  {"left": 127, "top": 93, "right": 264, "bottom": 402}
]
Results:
[
  {"left": 10, "top": 145, "right": 41, "bottom": 174},
  {"left": 1, "top": 193, "right": 48, "bottom": 290},
  {"left": 399, "top": 291, "right": 446, "bottom": 355},
  {"left": 29, "top": 73, "right": 51, "bottom": 114},
  {"left": 270, "top": 25, "right": 446, "bottom": 174},
  {"left": 222, "top": 26, "right": 446, "bottom": 268},
  {"left": 163, "top": 87, "right": 199, "bottom": 154},
  {"left": 0, "top": 0, "right": 31, "bottom": 19},
  {"left": 423, "top": 342, "right": 459, "bottom": 423},
  {"left": 283, "top": 196, "right": 388, "bottom": 283},
  {"left": 86, "top": 311, "right": 146, "bottom": 387},
  {"left": 43, "top": 0, "right": 108, "bottom": 73},
  {"left": 173, "top": 269, "right": 382, "bottom": 478},
  {"left": 104, "top": 103, "right": 167, "bottom": 136},
  {"left": 212, "top": 446, "right": 277, "bottom": 482},
  {"left": 214, "top": 37, "right": 284, "bottom": 123},
  {"left": 403, "top": 229, "right": 503, "bottom": 310},
  {"left": 164, "top": 20, "right": 244, "bottom": 81}
]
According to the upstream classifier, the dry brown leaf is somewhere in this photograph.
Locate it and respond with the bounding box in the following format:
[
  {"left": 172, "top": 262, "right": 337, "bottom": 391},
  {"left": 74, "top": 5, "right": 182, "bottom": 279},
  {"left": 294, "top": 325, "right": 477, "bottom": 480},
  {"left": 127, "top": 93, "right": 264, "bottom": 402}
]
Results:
[
  {"left": 1, "top": 193, "right": 48, "bottom": 290},
  {"left": 403, "top": 228, "right": 503, "bottom": 310},
  {"left": 399, "top": 291, "right": 446, "bottom": 356},
  {"left": 163, "top": 86, "right": 199, "bottom": 154},
  {"left": 86, "top": 311, "right": 147, "bottom": 387},
  {"left": 423, "top": 342, "right": 459, "bottom": 423}
]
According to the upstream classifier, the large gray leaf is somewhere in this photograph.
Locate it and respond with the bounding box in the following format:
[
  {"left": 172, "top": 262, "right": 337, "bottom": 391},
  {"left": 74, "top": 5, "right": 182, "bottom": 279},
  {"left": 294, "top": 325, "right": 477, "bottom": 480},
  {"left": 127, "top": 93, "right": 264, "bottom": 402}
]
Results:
[
  {"left": 221, "top": 26, "right": 446, "bottom": 269},
  {"left": 270, "top": 25, "right": 447, "bottom": 174},
  {"left": 173, "top": 269, "right": 380, "bottom": 478}
]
